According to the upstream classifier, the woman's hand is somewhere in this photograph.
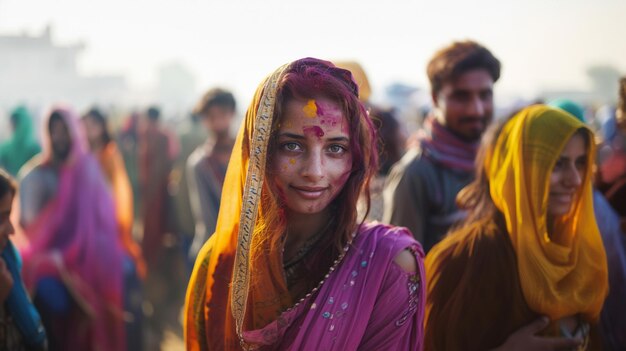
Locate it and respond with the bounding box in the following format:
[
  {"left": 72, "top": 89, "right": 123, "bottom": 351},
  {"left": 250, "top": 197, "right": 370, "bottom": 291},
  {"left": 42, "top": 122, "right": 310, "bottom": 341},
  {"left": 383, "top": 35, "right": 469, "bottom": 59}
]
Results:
[{"left": 492, "top": 317, "right": 583, "bottom": 351}]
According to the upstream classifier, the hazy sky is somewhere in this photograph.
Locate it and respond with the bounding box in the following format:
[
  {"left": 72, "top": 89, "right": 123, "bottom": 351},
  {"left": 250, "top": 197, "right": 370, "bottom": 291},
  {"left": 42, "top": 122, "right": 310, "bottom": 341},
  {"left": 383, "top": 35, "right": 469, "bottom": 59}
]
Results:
[{"left": 1, "top": 0, "right": 625, "bottom": 106}]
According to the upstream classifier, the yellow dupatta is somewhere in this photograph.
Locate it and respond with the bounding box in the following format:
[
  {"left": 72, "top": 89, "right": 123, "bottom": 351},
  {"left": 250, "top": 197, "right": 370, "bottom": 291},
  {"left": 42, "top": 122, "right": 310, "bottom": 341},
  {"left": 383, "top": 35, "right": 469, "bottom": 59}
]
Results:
[
  {"left": 485, "top": 105, "right": 608, "bottom": 321},
  {"left": 185, "top": 63, "right": 292, "bottom": 350}
]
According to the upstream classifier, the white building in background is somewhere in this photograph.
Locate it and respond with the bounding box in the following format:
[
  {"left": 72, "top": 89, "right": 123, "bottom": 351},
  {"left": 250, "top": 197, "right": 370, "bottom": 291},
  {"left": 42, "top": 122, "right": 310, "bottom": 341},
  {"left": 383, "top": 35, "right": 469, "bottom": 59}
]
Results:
[{"left": 0, "top": 25, "right": 127, "bottom": 113}]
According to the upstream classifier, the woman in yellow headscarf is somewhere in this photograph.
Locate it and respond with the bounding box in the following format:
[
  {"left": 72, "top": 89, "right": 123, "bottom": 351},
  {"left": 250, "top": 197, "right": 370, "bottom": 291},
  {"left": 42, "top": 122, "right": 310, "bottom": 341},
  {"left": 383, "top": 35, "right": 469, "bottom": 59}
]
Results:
[
  {"left": 425, "top": 105, "right": 608, "bottom": 350},
  {"left": 185, "top": 58, "right": 426, "bottom": 350}
]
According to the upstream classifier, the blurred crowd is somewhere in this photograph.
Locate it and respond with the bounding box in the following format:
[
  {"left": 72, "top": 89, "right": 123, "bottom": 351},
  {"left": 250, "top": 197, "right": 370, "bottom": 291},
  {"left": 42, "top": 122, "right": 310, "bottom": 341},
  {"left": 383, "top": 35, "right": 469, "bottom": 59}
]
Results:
[{"left": 0, "top": 40, "right": 625, "bottom": 351}]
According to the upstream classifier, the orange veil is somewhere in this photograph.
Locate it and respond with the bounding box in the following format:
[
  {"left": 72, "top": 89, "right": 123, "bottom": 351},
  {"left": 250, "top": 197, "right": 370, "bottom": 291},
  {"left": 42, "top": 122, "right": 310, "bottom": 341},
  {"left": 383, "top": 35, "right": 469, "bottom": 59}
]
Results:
[{"left": 185, "top": 63, "right": 293, "bottom": 350}]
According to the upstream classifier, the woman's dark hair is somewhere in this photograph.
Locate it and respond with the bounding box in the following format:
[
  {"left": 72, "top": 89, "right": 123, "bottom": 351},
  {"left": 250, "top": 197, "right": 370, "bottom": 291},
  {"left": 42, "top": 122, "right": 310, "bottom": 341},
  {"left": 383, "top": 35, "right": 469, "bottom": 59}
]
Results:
[
  {"left": 0, "top": 169, "right": 17, "bottom": 199},
  {"left": 454, "top": 117, "right": 506, "bottom": 227},
  {"left": 370, "top": 107, "right": 403, "bottom": 175}
]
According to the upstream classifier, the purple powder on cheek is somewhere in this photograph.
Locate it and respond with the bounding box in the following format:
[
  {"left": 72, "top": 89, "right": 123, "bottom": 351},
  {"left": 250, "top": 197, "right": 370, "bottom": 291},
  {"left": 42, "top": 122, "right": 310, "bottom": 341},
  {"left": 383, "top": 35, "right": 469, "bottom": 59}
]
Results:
[{"left": 303, "top": 126, "right": 325, "bottom": 138}]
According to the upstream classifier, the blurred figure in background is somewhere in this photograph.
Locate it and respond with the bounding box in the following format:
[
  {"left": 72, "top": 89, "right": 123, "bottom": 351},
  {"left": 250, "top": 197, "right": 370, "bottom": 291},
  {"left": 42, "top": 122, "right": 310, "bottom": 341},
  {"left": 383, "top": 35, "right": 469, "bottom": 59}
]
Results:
[
  {"left": 117, "top": 112, "right": 142, "bottom": 228},
  {"left": 548, "top": 99, "right": 586, "bottom": 123},
  {"left": 169, "top": 111, "right": 205, "bottom": 275},
  {"left": 18, "top": 106, "right": 126, "bottom": 351},
  {"left": 383, "top": 40, "right": 501, "bottom": 251},
  {"left": 137, "top": 106, "right": 181, "bottom": 350},
  {"left": 187, "top": 88, "right": 236, "bottom": 264},
  {"left": 0, "top": 169, "right": 47, "bottom": 351},
  {"left": 596, "top": 77, "right": 626, "bottom": 230},
  {"left": 81, "top": 107, "right": 145, "bottom": 351},
  {"left": 138, "top": 106, "right": 178, "bottom": 269},
  {"left": 0, "top": 106, "right": 42, "bottom": 177},
  {"left": 374, "top": 108, "right": 406, "bottom": 177},
  {"left": 82, "top": 108, "right": 146, "bottom": 276},
  {"left": 359, "top": 107, "right": 406, "bottom": 221},
  {"left": 335, "top": 61, "right": 408, "bottom": 222}
]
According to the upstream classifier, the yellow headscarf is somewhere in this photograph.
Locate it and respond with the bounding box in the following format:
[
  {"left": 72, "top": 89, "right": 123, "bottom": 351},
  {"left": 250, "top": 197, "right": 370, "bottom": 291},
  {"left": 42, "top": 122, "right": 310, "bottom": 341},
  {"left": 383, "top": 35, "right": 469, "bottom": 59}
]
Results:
[{"left": 486, "top": 105, "right": 608, "bottom": 321}]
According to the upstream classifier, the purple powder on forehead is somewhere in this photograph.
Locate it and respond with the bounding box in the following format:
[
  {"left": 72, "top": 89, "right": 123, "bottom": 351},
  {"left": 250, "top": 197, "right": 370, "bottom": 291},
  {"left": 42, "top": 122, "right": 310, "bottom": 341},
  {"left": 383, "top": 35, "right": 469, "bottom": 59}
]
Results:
[
  {"left": 303, "top": 126, "right": 325, "bottom": 138},
  {"left": 315, "top": 101, "right": 325, "bottom": 117},
  {"left": 320, "top": 104, "right": 342, "bottom": 126}
]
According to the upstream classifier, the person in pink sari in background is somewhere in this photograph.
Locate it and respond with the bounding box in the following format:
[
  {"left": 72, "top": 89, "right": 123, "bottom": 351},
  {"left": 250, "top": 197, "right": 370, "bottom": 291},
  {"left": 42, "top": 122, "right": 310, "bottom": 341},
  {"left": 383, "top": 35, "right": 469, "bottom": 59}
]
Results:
[{"left": 18, "top": 106, "right": 126, "bottom": 351}]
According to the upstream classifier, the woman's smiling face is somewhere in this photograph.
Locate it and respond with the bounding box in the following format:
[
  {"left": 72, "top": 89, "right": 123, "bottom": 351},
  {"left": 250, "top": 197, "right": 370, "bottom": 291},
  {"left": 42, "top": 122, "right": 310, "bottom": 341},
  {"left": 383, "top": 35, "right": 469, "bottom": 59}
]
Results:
[
  {"left": 270, "top": 97, "right": 353, "bottom": 215},
  {"left": 548, "top": 132, "right": 588, "bottom": 217}
]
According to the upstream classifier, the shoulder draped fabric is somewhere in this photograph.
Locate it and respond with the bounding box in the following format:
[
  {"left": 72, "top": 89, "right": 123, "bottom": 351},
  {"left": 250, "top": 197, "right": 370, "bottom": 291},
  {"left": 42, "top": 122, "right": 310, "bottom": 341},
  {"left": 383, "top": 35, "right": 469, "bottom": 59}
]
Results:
[
  {"left": 425, "top": 215, "right": 533, "bottom": 350},
  {"left": 1, "top": 241, "right": 47, "bottom": 349},
  {"left": 419, "top": 117, "right": 479, "bottom": 173},
  {"left": 96, "top": 141, "right": 146, "bottom": 278},
  {"left": 185, "top": 59, "right": 426, "bottom": 350},
  {"left": 425, "top": 105, "right": 608, "bottom": 350},
  {"left": 0, "top": 106, "right": 42, "bottom": 176},
  {"left": 18, "top": 106, "right": 126, "bottom": 351}
]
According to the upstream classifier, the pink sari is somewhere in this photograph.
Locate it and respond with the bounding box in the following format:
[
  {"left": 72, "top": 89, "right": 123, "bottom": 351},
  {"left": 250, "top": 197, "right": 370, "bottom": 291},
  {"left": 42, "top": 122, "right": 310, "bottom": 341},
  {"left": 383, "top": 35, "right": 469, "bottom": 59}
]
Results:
[
  {"left": 19, "top": 106, "right": 126, "bottom": 351},
  {"left": 244, "top": 223, "right": 425, "bottom": 350}
]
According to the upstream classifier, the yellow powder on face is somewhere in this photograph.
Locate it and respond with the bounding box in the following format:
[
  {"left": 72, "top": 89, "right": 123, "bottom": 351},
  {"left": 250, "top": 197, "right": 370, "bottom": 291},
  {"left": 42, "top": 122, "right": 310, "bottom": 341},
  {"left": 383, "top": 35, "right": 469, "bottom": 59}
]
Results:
[
  {"left": 289, "top": 159, "right": 296, "bottom": 165},
  {"left": 302, "top": 99, "right": 318, "bottom": 118}
]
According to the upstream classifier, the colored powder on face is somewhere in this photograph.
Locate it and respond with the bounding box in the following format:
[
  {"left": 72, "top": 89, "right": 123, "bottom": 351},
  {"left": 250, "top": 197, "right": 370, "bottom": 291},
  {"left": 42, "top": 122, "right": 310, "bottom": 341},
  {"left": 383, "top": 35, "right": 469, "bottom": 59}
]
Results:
[
  {"left": 315, "top": 101, "right": 325, "bottom": 117},
  {"left": 303, "top": 126, "right": 325, "bottom": 138},
  {"left": 315, "top": 101, "right": 342, "bottom": 126},
  {"left": 303, "top": 99, "right": 318, "bottom": 118},
  {"left": 289, "top": 158, "right": 296, "bottom": 165}
]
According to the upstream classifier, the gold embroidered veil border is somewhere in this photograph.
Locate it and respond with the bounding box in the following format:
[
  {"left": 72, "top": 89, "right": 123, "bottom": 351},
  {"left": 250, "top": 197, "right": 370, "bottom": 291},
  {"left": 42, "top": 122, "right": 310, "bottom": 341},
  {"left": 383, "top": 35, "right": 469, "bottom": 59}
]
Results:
[{"left": 231, "top": 63, "right": 289, "bottom": 347}]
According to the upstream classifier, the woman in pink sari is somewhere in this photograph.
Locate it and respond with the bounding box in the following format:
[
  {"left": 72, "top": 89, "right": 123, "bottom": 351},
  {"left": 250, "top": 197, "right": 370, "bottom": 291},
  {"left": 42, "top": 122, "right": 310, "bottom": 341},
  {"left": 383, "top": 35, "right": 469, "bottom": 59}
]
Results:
[
  {"left": 18, "top": 106, "right": 126, "bottom": 351},
  {"left": 185, "top": 58, "right": 425, "bottom": 350}
]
